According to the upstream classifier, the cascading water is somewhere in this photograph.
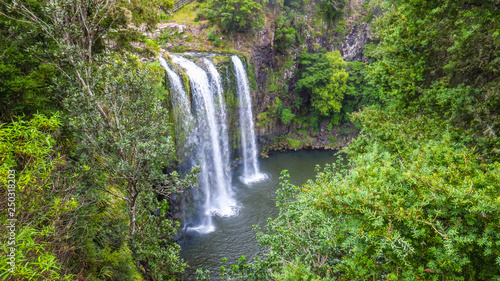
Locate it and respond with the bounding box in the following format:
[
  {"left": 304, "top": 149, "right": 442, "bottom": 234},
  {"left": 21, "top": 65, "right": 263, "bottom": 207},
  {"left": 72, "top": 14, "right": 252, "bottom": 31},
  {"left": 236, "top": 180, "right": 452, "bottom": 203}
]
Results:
[
  {"left": 170, "top": 55, "right": 237, "bottom": 233},
  {"left": 232, "top": 56, "right": 268, "bottom": 184},
  {"left": 159, "top": 57, "right": 193, "bottom": 156},
  {"left": 202, "top": 58, "right": 231, "bottom": 182},
  {"left": 159, "top": 57, "right": 193, "bottom": 124}
]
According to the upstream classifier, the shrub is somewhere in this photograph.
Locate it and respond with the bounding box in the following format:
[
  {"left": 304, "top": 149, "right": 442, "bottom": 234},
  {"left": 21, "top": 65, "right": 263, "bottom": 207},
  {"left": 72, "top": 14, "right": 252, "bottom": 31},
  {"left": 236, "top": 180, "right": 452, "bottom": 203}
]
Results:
[
  {"left": 295, "top": 51, "right": 348, "bottom": 117},
  {"left": 199, "top": 0, "right": 263, "bottom": 33},
  {"left": 286, "top": 137, "right": 302, "bottom": 149},
  {"left": 274, "top": 27, "right": 297, "bottom": 53},
  {"left": 281, "top": 107, "right": 295, "bottom": 125},
  {"left": 207, "top": 30, "right": 216, "bottom": 41}
]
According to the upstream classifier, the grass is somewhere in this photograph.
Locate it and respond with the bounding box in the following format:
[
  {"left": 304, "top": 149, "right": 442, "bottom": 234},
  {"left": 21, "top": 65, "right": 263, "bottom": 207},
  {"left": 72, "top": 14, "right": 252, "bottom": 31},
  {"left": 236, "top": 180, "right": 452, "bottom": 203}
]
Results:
[{"left": 169, "top": 2, "right": 204, "bottom": 26}]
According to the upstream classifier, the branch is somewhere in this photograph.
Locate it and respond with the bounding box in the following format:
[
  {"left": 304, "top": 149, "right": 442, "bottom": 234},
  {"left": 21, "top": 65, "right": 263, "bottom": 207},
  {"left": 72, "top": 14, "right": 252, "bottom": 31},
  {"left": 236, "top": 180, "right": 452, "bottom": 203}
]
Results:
[{"left": 92, "top": 186, "right": 129, "bottom": 202}]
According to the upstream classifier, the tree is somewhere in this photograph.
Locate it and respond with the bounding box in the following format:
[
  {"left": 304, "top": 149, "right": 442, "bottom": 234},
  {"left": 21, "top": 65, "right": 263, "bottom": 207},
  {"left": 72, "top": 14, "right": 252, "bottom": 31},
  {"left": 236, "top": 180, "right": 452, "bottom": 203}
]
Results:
[
  {"left": 63, "top": 57, "right": 197, "bottom": 278},
  {"left": 0, "top": 14, "right": 59, "bottom": 122},
  {"left": 319, "top": 0, "right": 346, "bottom": 23},
  {"left": 274, "top": 27, "right": 297, "bottom": 53},
  {"left": 198, "top": 0, "right": 263, "bottom": 33},
  {"left": 295, "top": 51, "right": 348, "bottom": 116},
  {"left": 366, "top": 0, "right": 500, "bottom": 161},
  {"left": 0, "top": 1, "right": 196, "bottom": 279}
]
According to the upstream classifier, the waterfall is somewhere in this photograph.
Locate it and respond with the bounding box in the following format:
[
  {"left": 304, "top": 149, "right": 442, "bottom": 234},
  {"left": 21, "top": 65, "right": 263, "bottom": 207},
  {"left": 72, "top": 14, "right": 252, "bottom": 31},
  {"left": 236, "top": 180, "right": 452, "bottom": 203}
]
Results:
[
  {"left": 161, "top": 54, "right": 268, "bottom": 234},
  {"left": 159, "top": 57, "right": 193, "bottom": 154},
  {"left": 202, "top": 58, "right": 231, "bottom": 183},
  {"left": 170, "top": 55, "right": 237, "bottom": 233},
  {"left": 232, "top": 56, "right": 268, "bottom": 184}
]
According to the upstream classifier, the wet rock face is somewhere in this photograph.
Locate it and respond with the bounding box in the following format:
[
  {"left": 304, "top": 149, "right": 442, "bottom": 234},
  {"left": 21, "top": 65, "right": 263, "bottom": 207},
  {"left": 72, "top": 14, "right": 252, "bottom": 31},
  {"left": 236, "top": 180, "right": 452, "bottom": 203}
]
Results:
[
  {"left": 340, "top": 0, "right": 372, "bottom": 62},
  {"left": 250, "top": 45, "right": 275, "bottom": 110},
  {"left": 341, "top": 21, "right": 371, "bottom": 62}
]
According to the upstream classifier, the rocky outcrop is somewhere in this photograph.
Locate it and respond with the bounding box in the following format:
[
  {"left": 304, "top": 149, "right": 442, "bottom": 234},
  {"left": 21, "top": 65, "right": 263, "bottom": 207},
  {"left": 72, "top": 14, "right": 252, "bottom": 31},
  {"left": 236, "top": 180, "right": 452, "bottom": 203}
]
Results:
[
  {"left": 340, "top": 0, "right": 372, "bottom": 62},
  {"left": 248, "top": 0, "right": 370, "bottom": 151}
]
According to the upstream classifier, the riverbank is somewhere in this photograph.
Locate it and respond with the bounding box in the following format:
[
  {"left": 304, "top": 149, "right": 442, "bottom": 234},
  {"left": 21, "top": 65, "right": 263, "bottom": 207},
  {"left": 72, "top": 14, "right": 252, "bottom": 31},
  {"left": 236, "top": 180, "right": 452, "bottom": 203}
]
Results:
[{"left": 258, "top": 121, "right": 358, "bottom": 152}]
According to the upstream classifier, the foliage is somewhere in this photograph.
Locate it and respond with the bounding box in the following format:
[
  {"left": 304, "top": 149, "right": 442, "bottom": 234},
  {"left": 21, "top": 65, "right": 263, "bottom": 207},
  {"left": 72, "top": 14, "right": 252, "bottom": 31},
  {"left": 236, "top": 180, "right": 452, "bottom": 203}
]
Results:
[
  {"left": 272, "top": 8, "right": 308, "bottom": 53},
  {"left": 344, "top": 61, "right": 380, "bottom": 111},
  {"left": 366, "top": 0, "right": 500, "bottom": 161},
  {"left": 281, "top": 107, "right": 295, "bottom": 125},
  {"left": 62, "top": 56, "right": 196, "bottom": 279},
  {"left": 0, "top": 0, "right": 169, "bottom": 73},
  {"left": 229, "top": 108, "right": 500, "bottom": 280},
  {"left": 0, "top": 15, "right": 59, "bottom": 122},
  {"left": 318, "top": 0, "right": 346, "bottom": 23},
  {"left": 295, "top": 50, "right": 348, "bottom": 116},
  {"left": 196, "top": 268, "right": 211, "bottom": 280},
  {"left": 274, "top": 27, "right": 297, "bottom": 53},
  {"left": 207, "top": 30, "right": 216, "bottom": 41},
  {"left": 131, "top": 191, "right": 188, "bottom": 280},
  {"left": 198, "top": 0, "right": 263, "bottom": 33},
  {"left": 0, "top": 1, "right": 197, "bottom": 279},
  {"left": 225, "top": 0, "right": 500, "bottom": 279},
  {"left": 0, "top": 114, "right": 76, "bottom": 280},
  {"left": 286, "top": 137, "right": 302, "bottom": 149}
]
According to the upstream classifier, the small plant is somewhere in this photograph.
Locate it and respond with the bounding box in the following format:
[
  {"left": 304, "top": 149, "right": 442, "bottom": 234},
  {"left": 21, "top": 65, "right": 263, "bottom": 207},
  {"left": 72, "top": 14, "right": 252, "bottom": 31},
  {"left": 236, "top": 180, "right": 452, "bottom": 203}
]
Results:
[
  {"left": 171, "top": 45, "right": 186, "bottom": 52},
  {"left": 158, "top": 31, "right": 172, "bottom": 44},
  {"left": 281, "top": 107, "right": 295, "bottom": 125},
  {"left": 287, "top": 137, "right": 302, "bottom": 149},
  {"left": 327, "top": 122, "right": 333, "bottom": 131},
  {"left": 331, "top": 113, "right": 342, "bottom": 126},
  {"left": 207, "top": 30, "right": 216, "bottom": 41},
  {"left": 341, "top": 123, "right": 350, "bottom": 135},
  {"left": 213, "top": 37, "right": 222, "bottom": 47},
  {"left": 196, "top": 268, "right": 210, "bottom": 280}
]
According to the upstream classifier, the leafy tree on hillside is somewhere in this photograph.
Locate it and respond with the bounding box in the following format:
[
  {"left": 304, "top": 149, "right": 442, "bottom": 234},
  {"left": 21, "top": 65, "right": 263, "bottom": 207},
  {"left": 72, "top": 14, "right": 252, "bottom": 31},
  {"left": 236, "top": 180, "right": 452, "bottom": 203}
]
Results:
[
  {"left": 319, "top": 0, "right": 346, "bottom": 23},
  {"left": 295, "top": 50, "right": 348, "bottom": 116},
  {"left": 0, "top": 6, "right": 59, "bottom": 122},
  {"left": 198, "top": 0, "right": 264, "bottom": 33},
  {"left": 367, "top": 0, "right": 500, "bottom": 161}
]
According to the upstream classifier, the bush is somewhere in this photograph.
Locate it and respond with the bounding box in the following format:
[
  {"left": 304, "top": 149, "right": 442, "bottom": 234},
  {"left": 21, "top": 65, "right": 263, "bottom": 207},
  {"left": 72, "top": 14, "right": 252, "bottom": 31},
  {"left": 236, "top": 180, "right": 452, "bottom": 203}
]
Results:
[
  {"left": 274, "top": 27, "right": 297, "bottom": 53},
  {"left": 295, "top": 51, "right": 348, "bottom": 117},
  {"left": 207, "top": 30, "right": 216, "bottom": 41},
  {"left": 0, "top": 114, "right": 76, "bottom": 280},
  {"left": 281, "top": 107, "right": 295, "bottom": 125},
  {"left": 319, "top": 0, "right": 347, "bottom": 23},
  {"left": 286, "top": 137, "right": 302, "bottom": 149},
  {"left": 232, "top": 108, "right": 500, "bottom": 280},
  {"left": 199, "top": 0, "right": 263, "bottom": 33}
]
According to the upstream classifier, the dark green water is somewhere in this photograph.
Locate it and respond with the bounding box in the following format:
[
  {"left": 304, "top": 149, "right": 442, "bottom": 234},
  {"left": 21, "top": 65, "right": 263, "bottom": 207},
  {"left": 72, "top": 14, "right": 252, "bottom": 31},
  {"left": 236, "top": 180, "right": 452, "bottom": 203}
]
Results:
[{"left": 179, "top": 150, "right": 339, "bottom": 280}]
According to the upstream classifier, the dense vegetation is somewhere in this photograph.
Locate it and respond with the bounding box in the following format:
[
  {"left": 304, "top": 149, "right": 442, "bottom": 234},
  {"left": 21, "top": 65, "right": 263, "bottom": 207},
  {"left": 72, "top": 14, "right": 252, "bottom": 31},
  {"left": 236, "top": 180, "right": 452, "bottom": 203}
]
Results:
[
  {"left": 0, "top": 1, "right": 197, "bottom": 280},
  {"left": 219, "top": 0, "right": 500, "bottom": 279},
  {"left": 1, "top": 0, "right": 499, "bottom": 280}
]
